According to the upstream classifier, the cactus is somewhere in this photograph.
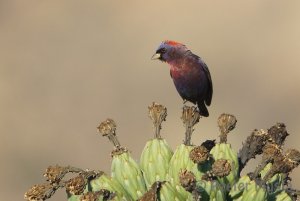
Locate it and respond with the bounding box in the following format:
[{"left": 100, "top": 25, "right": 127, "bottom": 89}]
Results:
[
  {"left": 140, "top": 103, "right": 173, "bottom": 188},
  {"left": 24, "top": 103, "right": 300, "bottom": 201}
]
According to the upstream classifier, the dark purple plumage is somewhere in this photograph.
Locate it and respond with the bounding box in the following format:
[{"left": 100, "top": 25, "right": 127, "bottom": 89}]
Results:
[{"left": 152, "top": 40, "right": 213, "bottom": 117}]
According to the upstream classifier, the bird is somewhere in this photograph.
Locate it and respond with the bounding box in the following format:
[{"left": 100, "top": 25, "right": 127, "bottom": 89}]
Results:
[{"left": 151, "top": 40, "right": 213, "bottom": 117}]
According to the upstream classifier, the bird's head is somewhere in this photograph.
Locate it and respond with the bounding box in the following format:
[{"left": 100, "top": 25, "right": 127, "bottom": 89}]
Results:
[{"left": 152, "top": 40, "right": 188, "bottom": 63}]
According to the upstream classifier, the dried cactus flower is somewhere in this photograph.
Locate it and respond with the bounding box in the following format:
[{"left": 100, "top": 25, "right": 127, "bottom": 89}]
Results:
[
  {"left": 44, "top": 165, "right": 66, "bottom": 184},
  {"left": 24, "top": 183, "right": 52, "bottom": 201},
  {"left": 138, "top": 181, "right": 162, "bottom": 201},
  {"left": 217, "top": 113, "right": 237, "bottom": 143},
  {"left": 80, "top": 192, "right": 100, "bottom": 201},
  {"left": 211, "top": 159, "right": 231, "bottom": 177},
  {"left": 98, "top": 118, "right": 121, "bottom": 150},
  {"left": 181, "top": 106, "right": 200, "bottom": 146},
  {"left": 148, "top": 102, "right": 167, "bottom": 138},
  {"left": 218, "top": 113, "right": 237, "bottom": 134},
  {"left": 97, "top": 118, "right": 116, "bottom": 136},
  {"left": 80, "top": 190, "right": 113, "bottom": 201},
  {"left": 179, "top": 170, "right": 196, "bottom": 192},
  {"left": 65, "top": 175, "right": 86, "bottom": 195},
  {"left": 189, "top": 145, "right": 209, "bottom": 164}
]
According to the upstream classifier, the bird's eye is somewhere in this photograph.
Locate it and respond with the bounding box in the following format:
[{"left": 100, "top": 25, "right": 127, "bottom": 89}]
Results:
[
  {"left": 157, "top": 48, "right": 167, "bottom": 54},
  {"left": 160, "top": 48, "right": 167, "bottom": 53}
]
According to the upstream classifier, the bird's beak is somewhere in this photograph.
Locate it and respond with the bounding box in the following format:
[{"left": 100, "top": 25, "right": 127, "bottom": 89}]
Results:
[{"left": 151, "top": 53, "right": 161, "bottom": 60}]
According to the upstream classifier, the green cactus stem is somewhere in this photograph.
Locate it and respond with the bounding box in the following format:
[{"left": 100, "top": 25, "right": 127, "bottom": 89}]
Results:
[{"left": 140, "top": 103, "right": 173, "bottom": 188}]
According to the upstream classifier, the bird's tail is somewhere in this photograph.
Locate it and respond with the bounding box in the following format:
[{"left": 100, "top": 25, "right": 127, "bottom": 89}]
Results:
[{"left": 197, "top": 102, "right": 209, "bottom": 117}]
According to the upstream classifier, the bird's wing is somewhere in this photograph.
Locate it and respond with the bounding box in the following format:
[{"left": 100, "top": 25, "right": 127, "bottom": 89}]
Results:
[{"left": 201, "top": 60, "right": 213, "bottom": 106}]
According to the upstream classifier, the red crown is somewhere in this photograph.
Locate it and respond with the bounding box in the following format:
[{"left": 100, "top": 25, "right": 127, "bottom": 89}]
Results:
[{"left": 164, "top": 40, "right": 182, "bottom": 46}]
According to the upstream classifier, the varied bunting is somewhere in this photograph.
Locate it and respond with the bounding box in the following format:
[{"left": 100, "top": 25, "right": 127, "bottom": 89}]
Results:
[{"left": 152, "top": 40, "right": 213, "bottom": 117}]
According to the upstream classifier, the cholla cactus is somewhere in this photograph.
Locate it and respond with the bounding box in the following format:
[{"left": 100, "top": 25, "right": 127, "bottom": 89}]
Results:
[{"left": 25, "top": 103, "right": 300, "bottom": 201}]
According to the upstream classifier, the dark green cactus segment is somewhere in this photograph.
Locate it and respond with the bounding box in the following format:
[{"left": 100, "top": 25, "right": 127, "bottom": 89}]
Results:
[{"left": 140, "top": 138, "right": 173, "bottom": 188}]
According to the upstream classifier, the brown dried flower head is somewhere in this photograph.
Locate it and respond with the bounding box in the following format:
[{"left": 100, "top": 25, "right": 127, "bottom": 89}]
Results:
[
  {"left": 179, "top": 169, "right": 196, "bottom": 192},
  {"left": 218, "top": 113, "right": 237, "bottom": 134},
  {"left": 97, "top": 119, "right": 117, "bottom": 136},
  {"left": 66, "top": 175, "right": 86, "bottom": 195},
  {"left": 44, "top": 165, "right": 66, "bottom": 183},
  {"left": 139, "top": 181, "right": 162, "bottom": 201},
  {"left": 181, "top": 106, "right": 200, "bottom": 127},
  {"left": 148, "top": 102, "right": 167, "bottom": 126},
  {"left": 24, "top": 183, "right": 52, "bottom": 201},
  {"left": 189, "top": 145, "right": 209, "bottom": 164},
  {"left": 211, "top": 159, "right": 232, "bottom": 177},
  {"left": 80, "top": 192, "right": 100, "bottom": 201},
  {"left": 80, "top": 190, "right": 113, "bottom": 201}
]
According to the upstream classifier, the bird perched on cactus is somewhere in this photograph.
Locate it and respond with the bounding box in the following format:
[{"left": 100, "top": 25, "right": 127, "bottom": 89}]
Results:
[{"left": 152, "top": 40, "right": 213, "bottom": 117}]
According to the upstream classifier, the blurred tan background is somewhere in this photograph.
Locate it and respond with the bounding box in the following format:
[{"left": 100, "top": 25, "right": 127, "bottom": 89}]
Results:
[{"left": 1, "top": 0, "right": 300, "bottom": 200}]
